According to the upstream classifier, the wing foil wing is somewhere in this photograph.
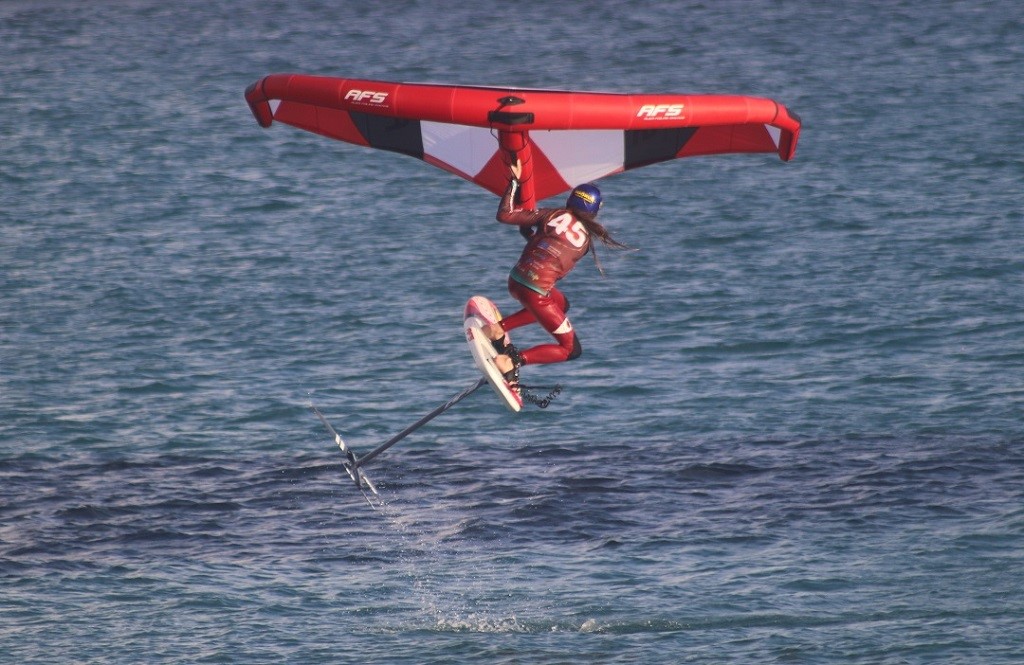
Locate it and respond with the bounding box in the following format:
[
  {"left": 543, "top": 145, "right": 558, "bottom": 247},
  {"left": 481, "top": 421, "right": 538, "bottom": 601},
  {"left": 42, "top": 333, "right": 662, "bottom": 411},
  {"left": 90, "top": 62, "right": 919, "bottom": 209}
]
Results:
[{"left": 245, "top": 74, "right": 801, "bottom": 204}]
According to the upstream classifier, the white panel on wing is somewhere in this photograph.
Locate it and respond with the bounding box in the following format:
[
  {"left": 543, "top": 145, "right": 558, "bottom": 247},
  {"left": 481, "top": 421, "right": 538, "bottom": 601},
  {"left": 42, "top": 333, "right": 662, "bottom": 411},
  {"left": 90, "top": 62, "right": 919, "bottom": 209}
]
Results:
[
  {"left": 421, "top": 121, "right": 496, "bottom": 177},
  {"left": 531, "top": 130, "right": 624, "bottom": 186}
]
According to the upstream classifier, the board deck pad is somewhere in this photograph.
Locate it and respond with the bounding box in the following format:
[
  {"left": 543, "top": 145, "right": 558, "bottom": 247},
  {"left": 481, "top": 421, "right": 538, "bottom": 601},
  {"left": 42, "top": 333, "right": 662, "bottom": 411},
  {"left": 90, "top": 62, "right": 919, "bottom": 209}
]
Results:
[{"left": 464, "top": 296, "right": 523, "bottom": 413}]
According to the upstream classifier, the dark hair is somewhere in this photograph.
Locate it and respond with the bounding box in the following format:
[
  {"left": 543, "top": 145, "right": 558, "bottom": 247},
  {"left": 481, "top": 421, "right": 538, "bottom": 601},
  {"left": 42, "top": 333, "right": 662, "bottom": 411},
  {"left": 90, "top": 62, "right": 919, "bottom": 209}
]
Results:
[
  {"left": 572, "top": 208, "right": 631, "bottom": 275},
  {"left": 575, "top": 209, "right": 630, "bottom": 249}
]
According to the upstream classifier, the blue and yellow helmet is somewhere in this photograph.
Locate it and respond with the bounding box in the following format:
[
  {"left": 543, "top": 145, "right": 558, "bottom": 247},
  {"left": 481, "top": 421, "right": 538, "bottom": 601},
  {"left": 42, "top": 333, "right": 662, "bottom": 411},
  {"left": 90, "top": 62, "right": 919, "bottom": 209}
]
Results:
[{"left": 566, "top": 183, "right": 602, "bottom": 215}]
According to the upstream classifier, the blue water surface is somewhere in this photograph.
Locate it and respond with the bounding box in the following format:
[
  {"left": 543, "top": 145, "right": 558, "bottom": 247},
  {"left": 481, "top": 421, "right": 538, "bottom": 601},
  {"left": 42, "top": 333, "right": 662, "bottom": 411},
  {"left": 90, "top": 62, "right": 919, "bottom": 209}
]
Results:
[{"left": 2, "top": 1, "right": 1022, "bottom": 662}]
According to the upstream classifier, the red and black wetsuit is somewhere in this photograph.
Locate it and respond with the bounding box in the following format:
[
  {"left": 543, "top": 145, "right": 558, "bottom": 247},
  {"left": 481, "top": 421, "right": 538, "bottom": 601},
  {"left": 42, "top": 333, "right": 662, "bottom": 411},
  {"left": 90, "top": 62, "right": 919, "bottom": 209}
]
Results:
[{"left": 495, "top": 178, "right": 590, "bottom": 365}]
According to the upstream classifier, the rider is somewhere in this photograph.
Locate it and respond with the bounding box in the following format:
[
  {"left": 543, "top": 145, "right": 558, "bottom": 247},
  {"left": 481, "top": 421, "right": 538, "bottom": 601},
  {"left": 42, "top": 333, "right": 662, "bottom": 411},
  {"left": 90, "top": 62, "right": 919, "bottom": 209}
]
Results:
[{"left": 484, "top": 159, "right": 629, "bottom": 385}]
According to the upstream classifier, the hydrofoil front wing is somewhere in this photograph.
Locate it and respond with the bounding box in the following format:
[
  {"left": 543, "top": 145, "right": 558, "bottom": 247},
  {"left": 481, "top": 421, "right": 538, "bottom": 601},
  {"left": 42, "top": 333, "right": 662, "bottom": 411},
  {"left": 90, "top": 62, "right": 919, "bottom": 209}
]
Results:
[{"left": 311, "top": 405, "right": 379, "bottom": 507}]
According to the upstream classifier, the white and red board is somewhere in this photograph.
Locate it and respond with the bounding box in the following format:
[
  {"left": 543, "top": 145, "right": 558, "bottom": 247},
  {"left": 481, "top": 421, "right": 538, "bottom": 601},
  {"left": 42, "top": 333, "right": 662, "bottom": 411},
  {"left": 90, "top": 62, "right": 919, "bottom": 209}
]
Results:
[{"left": 464, "top": 296, "right": 523, "bottom": 413}]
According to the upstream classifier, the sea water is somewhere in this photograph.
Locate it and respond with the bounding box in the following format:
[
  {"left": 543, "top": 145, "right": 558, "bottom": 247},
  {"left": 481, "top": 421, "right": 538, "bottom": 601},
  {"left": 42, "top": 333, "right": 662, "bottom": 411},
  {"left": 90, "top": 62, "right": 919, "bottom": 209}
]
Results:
[{"left": 2, "top": 1, "right": 1022, "bottom": 662}]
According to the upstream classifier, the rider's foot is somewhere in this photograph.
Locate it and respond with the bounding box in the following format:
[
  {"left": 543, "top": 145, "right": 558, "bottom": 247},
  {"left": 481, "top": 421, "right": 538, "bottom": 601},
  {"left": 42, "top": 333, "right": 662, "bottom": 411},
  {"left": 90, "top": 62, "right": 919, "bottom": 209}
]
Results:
[{"left": 495, "top": 346, "right": 523, "bottom": 386}]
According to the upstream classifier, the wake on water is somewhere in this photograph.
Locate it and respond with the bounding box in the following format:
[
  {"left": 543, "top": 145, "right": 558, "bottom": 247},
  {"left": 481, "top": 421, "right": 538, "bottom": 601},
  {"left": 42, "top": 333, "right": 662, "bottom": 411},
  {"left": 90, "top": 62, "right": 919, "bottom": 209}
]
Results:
[{"left": 362, "top": 498, "right": 592, "bottom": 635}]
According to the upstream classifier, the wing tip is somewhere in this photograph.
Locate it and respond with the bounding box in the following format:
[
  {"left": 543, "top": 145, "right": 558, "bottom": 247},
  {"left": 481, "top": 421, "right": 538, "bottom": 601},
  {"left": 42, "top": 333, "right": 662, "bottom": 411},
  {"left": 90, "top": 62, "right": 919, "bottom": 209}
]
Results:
[
  {"left": 774, "top": 103, "right": 802, "bottom": 162},
  {"left": 244, "top": 77, "right": 274, "bottom": 128}
]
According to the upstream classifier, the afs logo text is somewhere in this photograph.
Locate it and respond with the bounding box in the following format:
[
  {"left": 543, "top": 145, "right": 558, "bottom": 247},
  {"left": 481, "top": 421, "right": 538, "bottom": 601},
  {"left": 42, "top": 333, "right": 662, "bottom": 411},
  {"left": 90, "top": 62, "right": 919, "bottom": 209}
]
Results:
[
  {"left": 345, "top": 89, "right": 389, "bottom": 104},
  {"left": 637, "top": 104, "right": 684, "bottom": 119}
]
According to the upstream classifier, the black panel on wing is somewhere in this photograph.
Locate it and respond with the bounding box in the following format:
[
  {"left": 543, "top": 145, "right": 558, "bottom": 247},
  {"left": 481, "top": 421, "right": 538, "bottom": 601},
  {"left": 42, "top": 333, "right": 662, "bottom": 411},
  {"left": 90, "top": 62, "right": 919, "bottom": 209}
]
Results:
[
  {"left": 349, "top": 111, "right": 424, "bottom": 158},
  {"left": 624, "top": 127, "right": 698, "bottom": 169}
]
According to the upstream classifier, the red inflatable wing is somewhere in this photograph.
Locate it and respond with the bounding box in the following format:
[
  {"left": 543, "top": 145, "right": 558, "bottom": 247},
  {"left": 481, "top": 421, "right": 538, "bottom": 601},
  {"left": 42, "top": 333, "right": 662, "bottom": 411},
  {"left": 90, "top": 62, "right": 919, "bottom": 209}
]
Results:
[{"left": 245, "top": 74, "right": 801, "bottom": 209}]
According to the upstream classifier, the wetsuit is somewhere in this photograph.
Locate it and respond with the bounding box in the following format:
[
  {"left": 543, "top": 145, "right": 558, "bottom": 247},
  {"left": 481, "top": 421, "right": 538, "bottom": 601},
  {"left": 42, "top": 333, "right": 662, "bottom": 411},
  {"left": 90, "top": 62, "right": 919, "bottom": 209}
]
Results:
[{"left": 495, "top": 178, "right": 590, "bottom": 365}]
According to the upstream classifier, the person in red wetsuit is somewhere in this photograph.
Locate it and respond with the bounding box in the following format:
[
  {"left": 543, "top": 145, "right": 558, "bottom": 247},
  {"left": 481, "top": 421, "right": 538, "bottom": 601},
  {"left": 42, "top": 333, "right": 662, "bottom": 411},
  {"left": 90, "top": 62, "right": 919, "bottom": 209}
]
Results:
[{"left": 484, "top": 159, "right": 629, "bottom": 385}]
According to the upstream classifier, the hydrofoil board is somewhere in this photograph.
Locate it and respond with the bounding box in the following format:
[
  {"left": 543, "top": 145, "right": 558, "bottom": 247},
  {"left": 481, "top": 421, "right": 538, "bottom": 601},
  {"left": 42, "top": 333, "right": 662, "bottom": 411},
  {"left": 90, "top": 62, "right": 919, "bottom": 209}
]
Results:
[{"left": 464, "top": 296, "right": 523, "bottom": 413}]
